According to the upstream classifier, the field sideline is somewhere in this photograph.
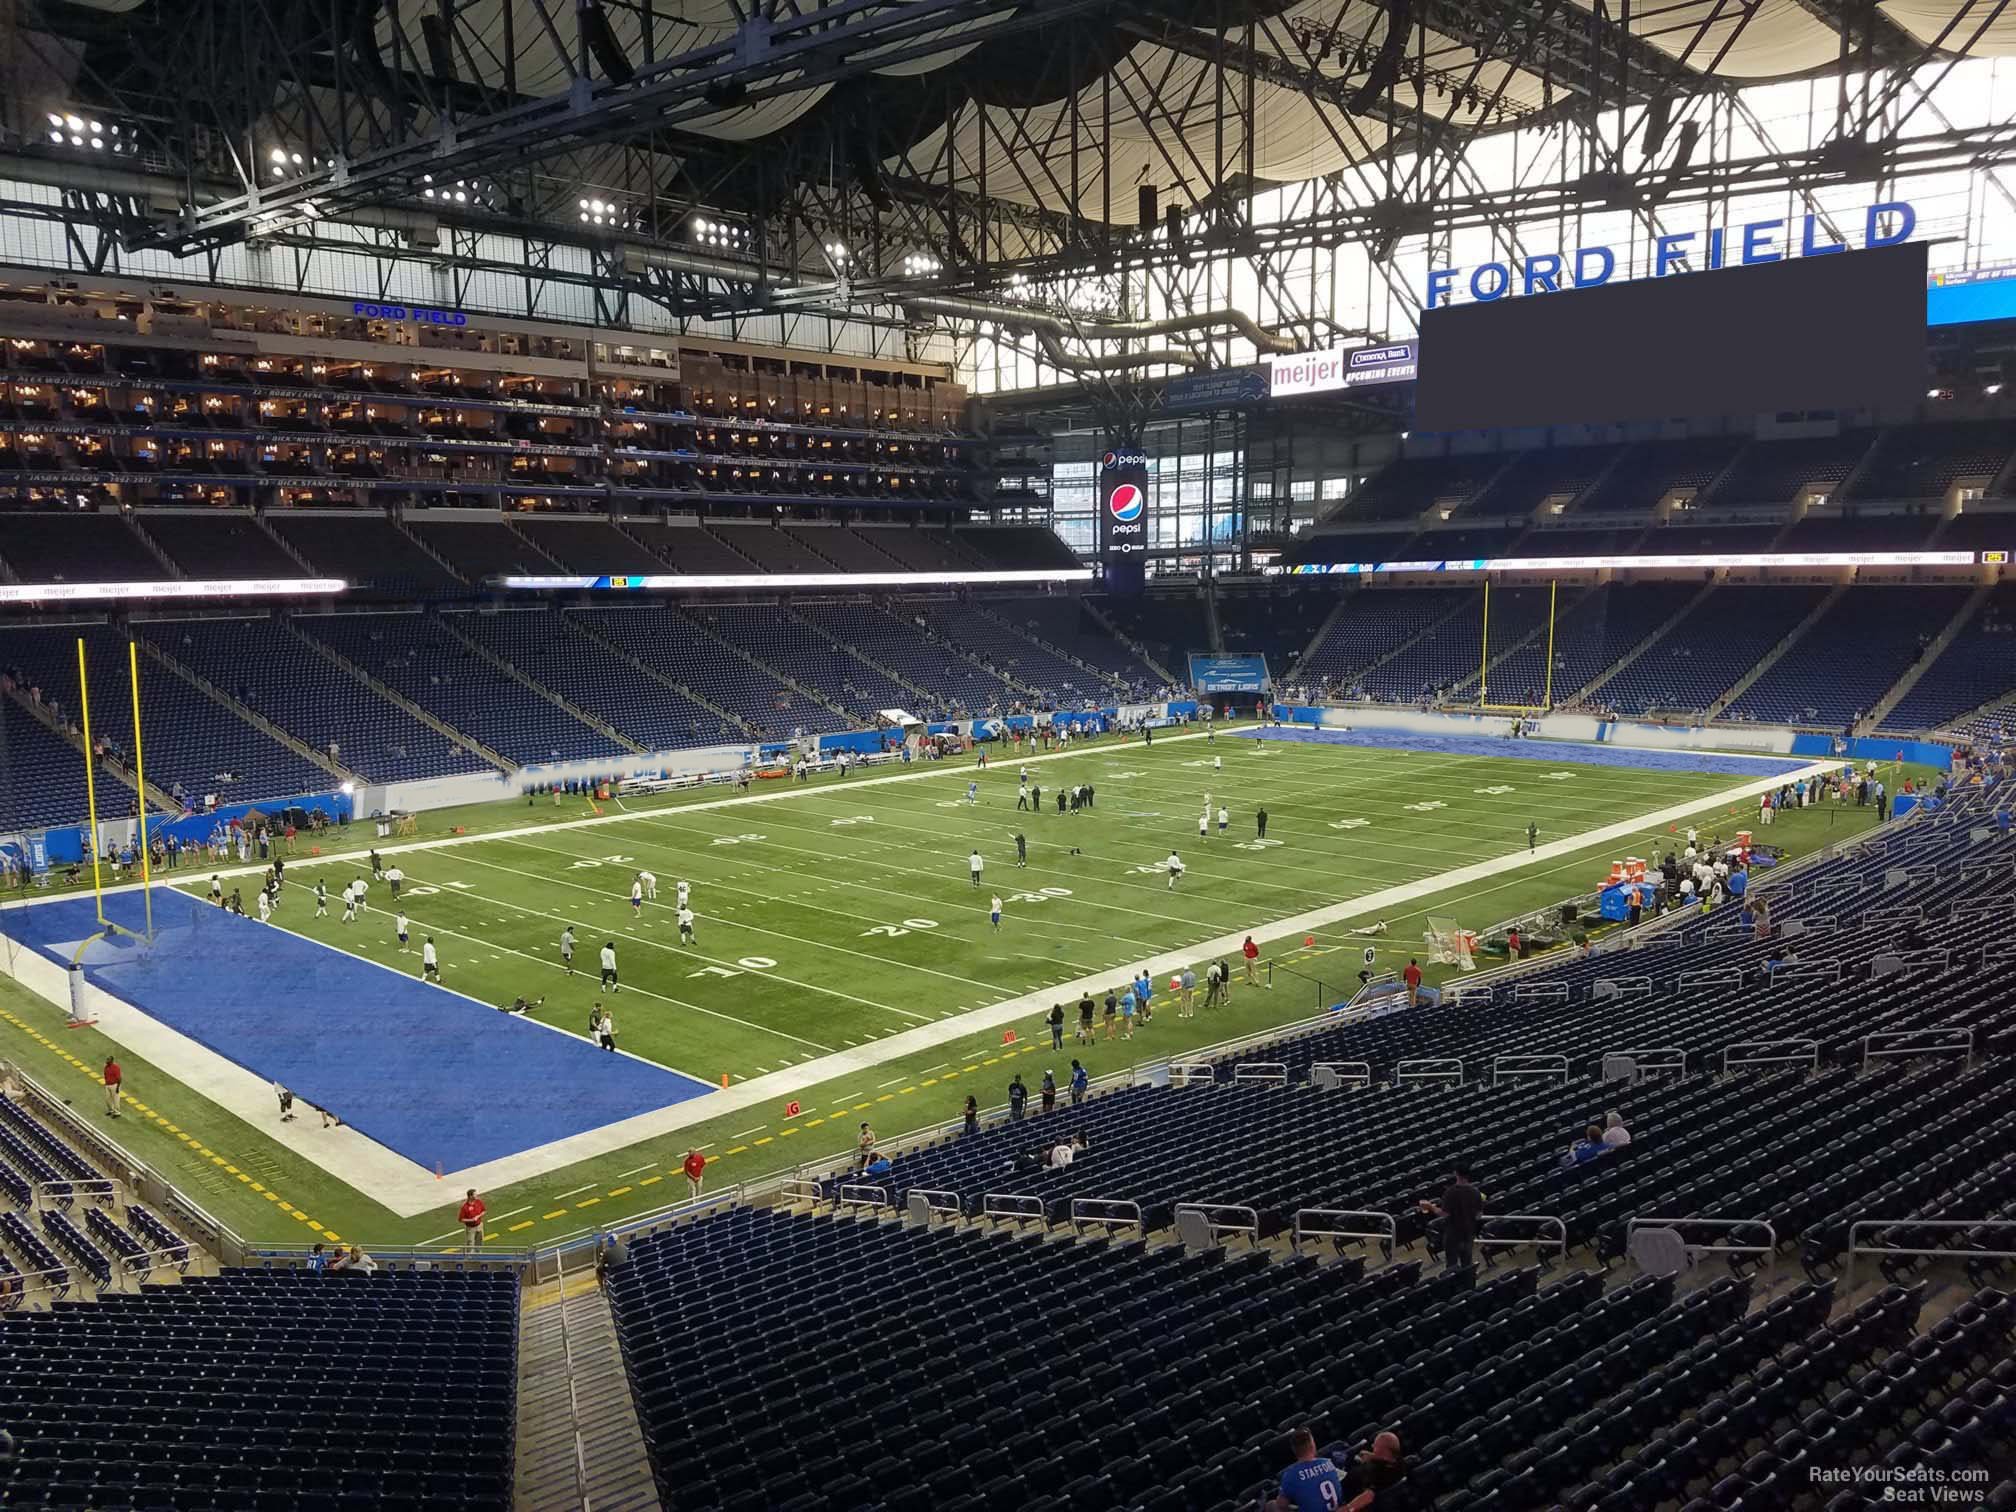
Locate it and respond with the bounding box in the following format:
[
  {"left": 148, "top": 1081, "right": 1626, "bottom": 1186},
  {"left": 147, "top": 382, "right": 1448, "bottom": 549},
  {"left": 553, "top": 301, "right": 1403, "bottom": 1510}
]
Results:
[{"left": 0, "top": 725, "right": 1905, "bottom": 1249}]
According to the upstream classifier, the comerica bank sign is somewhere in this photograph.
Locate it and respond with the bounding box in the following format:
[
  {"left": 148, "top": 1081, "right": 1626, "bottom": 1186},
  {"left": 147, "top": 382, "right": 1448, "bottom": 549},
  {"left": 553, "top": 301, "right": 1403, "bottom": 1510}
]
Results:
[{"left": 1424, "top": 201, "right": 1917, "bottom": 309}]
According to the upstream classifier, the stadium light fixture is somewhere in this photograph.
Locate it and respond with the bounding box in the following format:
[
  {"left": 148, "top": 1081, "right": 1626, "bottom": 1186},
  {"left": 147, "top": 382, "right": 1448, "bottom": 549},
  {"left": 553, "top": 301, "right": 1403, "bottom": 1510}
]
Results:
[
  {"left": 690, "top": 215, "right": 751, "bottom": 251},
  {"left": 47, "top": 111, "right": 136, "bottom": 155},
  {"left": 1987, "top": 382, "right": 2004, "bottom": 396},
  {"left": 903, "top": 251, "right": 943, "bottom": 277}
]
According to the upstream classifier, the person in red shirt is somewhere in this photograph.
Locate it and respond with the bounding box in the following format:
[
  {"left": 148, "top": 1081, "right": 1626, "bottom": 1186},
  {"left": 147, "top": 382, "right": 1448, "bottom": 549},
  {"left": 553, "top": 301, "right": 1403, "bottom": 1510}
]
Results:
[
  {"left": 102, "top": 1057, "right": 123, "bottom": 1117},
  {"left": 683, "top": 1148, "right": 706, "bottom": 1200},
  {"left": 1242, "top": 935, "right": 1261, "bottom": 987},
  {"left": 458, "top": 1189, "right": 486, "bottom": 1250},
  {"left": 1402, "top": 959, "right": 1423, "bottom": 1008},
  {"left": 1506, "top": 927, "right": 1523, "bottom": 961}
]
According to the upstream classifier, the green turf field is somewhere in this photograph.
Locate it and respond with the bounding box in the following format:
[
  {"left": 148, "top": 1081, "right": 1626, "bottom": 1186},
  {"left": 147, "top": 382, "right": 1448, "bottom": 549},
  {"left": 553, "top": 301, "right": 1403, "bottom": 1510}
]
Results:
[{"left": 0, "top": 729, "right": 1915, "bottom": 1251}]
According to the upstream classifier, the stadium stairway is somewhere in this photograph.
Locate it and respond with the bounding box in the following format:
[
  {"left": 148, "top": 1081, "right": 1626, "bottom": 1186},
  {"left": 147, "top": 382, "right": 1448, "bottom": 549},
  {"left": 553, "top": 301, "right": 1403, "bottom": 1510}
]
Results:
[
  {"left": 1081, "top": 596, "right": 1181, "bottom": 685},
  {"left": 0, "top": 677, "right": 159, "bottom": 812},
  {"left": 564, "top": 610, "right": 760, "bottom": 741},
  {"left": 394, "top": 512, "right": 479, "bottom": 587},
  {"left": 515, "top": 1265, "right": 662, "bottom": 1512},
  {"left": 122, "top": 514, "right": 188, "bottom": 579},
  {"left": 1557, "top": 579, "right": 1716, "bottom": 707},
  {"left": 786, "top": 604, "right": 938, "bottom": 708},
  {"left": 1860, "top": 582, "right": 1994, "bottom": 733},
  {"left": 436, "top": 612, "right": 651, "bottom": 756},
  {"left": 135, "top": 634, "right": 364, "bottom": 788},
  {"left": 1451, "top": 585, "right": 1593, "bottom": 704},
  {"left": 1703, "top": 581, "right": 1850, "bottom": 722},
  {"left": 671, "top": 608, "right": 856, "bottom": 725},
  {"left": 284, "top": 617, "right": 516, "bottom": 774},
  {"left": 968, "top": 599, "right": 1131, "bottom": 699}
]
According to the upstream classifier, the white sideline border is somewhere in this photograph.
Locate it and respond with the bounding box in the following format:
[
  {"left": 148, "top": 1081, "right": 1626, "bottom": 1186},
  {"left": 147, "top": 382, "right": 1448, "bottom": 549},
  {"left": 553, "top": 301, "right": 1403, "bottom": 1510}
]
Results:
[{"left": 0, "top": 727, "right": 1832, "bottom": 1218}]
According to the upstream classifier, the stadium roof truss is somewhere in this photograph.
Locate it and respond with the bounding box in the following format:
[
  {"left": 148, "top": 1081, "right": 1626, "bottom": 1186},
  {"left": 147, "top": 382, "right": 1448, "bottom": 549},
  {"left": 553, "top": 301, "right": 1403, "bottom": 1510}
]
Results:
[{"left": 5, "top": 0, "right": 2016, "bottom": 365}]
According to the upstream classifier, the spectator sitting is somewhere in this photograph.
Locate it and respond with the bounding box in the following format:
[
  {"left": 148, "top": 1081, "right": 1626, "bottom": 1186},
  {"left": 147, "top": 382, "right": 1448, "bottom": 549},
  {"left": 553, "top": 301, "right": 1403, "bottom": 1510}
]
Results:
[
  {"left": 1600, "top": 1112, "right": 1631, "bottom": 1148},
  {"left": 1049, "top": 1138, "right": 1076, "bottom": 1169},
  {"left": 862, "top": 1153, "right": 892, "bottom": 1181},
  {"left": 1343, "top": 1431, "right": 1408, "bottom": 1510},
  {"left": 1563, "top": 1124, "right": 1607, "bottom": 1166},
  {"left": 1270, "top": 1427, "right": 1344, "bottom": 1511}
]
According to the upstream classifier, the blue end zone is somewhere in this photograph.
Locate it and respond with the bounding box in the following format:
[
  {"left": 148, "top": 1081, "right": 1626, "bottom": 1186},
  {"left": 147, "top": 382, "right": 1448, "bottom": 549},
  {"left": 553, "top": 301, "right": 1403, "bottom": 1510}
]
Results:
[
  {"left": 0, "top": 890, "right": 714, "bottom": 1171},
  {"left": 1237, "top": 724, "right": 1816, "bottom": 779}
]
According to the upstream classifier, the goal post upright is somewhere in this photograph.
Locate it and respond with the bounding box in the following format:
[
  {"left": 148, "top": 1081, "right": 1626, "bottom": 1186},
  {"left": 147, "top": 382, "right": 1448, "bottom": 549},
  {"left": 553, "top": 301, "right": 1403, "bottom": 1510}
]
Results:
[
  {"left": 1541, "top": 578, "right": 1558, "bottom": 712},
  {"left": 1478, "top": 578, "right": 1491, "bottom": 706},
  {"left": 75, "top": 637, "right": 108, "bottom": 922},
  {"left": 127, "top": 639, "right": 155, "bottom": 944}
]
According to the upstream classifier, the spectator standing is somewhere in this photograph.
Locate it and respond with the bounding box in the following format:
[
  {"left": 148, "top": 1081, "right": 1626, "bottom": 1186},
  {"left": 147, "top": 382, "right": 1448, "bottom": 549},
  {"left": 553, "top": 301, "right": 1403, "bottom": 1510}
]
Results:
[
  {"left": 1047, "top": 1002, "right": 1065, "bottom": 1050},
  {"left": 1008, "top": 1074, "right": 1028, "bottom": 1121},
  {"left": 855, "top": 1123, "right": 876, "bottom": 1170},
  {"left": 1102, "top": 988, "right": 1118, "bottom": 1041},
  {"left": 1421, "top": 1166, "right": 1483, "bottom": 1273},
  {"left": 1180, "top": 966, "right": 1197, "bottom": 1017},
  {"left": 683, "top": 1148, "right": 706, "bottom": 1199},
  {"left": 458, "top": 1189, "right": 487, "bottom": 1250},
  {"left": 596, "top": 1009, "right": 617, "bottom": 1053},
  {"left": 962, "top": 1095, "right": 979, "bottom": 1136},
  {"left": 1076, "top": 993, "right": 1095, "bottom": 1044},
  {"left": 1403, "top": 958, "right": 1423, "bottom": 1007},
  {"left": 1256, "top": 806, "right": 1269, "bottom": 840},
  {"left": 1243, "top": 935, "right": 1261, "bottom": 986},
  {"left": 102, "top": 1056, "right": 123, "bottom": 1117},
  {"left": 1119, "top": 989, "right": 1136, "bottom": 1039},
  {"left": 1070, "top": 1060, "right": 1088, "bottom": 1107},
  {"left": 1041, "top": 1068, "right": 1057, "bottom": 1114}
]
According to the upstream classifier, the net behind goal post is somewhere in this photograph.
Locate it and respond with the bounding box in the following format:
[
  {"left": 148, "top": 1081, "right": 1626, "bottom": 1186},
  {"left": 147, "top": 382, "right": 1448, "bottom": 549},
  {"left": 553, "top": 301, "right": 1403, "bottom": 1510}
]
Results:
[{"left": 1425, "top": 915, "right": 1476, "bottom": 971}]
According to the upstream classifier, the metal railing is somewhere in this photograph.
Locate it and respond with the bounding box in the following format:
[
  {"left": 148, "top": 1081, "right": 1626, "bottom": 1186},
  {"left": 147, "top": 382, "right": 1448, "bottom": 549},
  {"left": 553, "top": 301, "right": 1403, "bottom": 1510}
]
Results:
[
  {"left": 1068, "top": 1198, "right": 1144, "bottom": 1234},
  {"left": 1174, "top": 1202, "right": 1260, "bottom": 1247},
  {"left": 836, "top": 1184, "right": 890, "bottom": 1210},
  {"left": 1309, "top": 1061, "right": 1372, "bottom": 1090},
  {"left": 1512, "top": 980, "right": 1570, "bottom": 1004},
  {"left": 32, "top": 1177, "right": 118, "bottom": 1211},
  {"left": 904, "top": 1189, "right": 962, "bottom": 1224},
  {"left": 1168, "top": 1061, "right": 1218, "bottom": 1088},
  {"left": 779, "top": 1178, "right": 825, "bottom": 1205},
  {"left": 1678, "top": 967, "right": 1744, "bottom": 991},
  {"left": 1768, "top": 959, "right": 1841, "bottom": 984},
  {"left": 1625, "top": 1216, "right": 1777, "bottom": 1277},
  {"left": 1232, "top": 1062, "right": 1289, "bottom": 1087},
  {"left": 1395, "top": 1058, "right": 1464, "bottom": 1086},
  {"left": 1863, "top": 904, "right": 1925, "bottom": 928},
  {"left": 1476, "top": 1213, "right": 1569, "bottom": 1268},
  {"left": 1601, "top": 1047, "right": 1688, "bottom": 1081},
  {"left": 1843, "top": 1218, "right": 2016, "bottom": 1297},
  {"left": 1592, "top": 976, "right": 1653, "bottom": 1000},
  {"left": 1290, "top": 1208, "right": 1396, "bottom": 1256},
  {"left": 1951, "top": 894, "right": 2013, "bottom": 918},
  {"left": 1447, "top": 983, "right": 1499, "bottom": 1006},
  {"left": 0, "top": 1261, "right": 74, "bottom": 1309},
  {"left": 1491, "top": 1054, "right": 1570, "bottom": 1086},
  {"left": 122, "top": 1245, "right": 194, "bottom": 1283},
  {"left": 544, "top": 1242, "right": 592, "bottom": 1512},
  {"left": 1861, "top": 1026, "right": 1973, "bottom": 1072},
  {"left": 1722, "top": 1038, "right": 1820, "bottom": 1074},
  {"left": 981, "top": 1193, "right": 1046, "bottom": 1225}
]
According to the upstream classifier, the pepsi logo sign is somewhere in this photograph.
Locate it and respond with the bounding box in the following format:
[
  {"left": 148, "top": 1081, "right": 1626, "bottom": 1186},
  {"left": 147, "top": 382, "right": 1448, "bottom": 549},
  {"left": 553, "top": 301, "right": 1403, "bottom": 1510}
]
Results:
[{"left": 1108, "top": 483, "right": 1144, "bottom": 522}]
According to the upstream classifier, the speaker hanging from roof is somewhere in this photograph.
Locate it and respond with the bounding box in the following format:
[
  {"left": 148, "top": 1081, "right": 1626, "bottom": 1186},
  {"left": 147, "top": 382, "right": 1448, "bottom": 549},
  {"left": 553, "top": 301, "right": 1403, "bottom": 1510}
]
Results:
[
  {"left": 1348, "top": 0, "right": 1414, "bottom": 116},
  {"left": 850, "top": 130, "right": 895, "bottom": 213},
  {"left": 580, "top": 0, "right": 636, "bottom": 85},
  {"left": 1641, "top": 96, "right": 1671, "bottom": 157},
  {"left": 1670, "top": 119, "right": 1700, "bottom": 173},
  {"left": 1138, "top": 184, "right": 1157, "bottom": 230}
]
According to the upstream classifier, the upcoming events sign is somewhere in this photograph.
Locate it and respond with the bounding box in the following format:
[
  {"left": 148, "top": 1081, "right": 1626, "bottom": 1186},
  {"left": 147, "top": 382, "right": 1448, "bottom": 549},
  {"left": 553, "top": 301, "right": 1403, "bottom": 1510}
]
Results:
[{"left": 1268, "top": 341, "right": 1418, "bottom": 399}]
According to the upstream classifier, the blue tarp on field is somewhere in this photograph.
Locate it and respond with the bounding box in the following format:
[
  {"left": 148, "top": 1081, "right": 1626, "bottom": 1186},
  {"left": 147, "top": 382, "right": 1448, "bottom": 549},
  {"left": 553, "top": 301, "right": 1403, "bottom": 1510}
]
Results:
[{"left": 1232, "top": 723, "right": 1816, "bottom": 780}]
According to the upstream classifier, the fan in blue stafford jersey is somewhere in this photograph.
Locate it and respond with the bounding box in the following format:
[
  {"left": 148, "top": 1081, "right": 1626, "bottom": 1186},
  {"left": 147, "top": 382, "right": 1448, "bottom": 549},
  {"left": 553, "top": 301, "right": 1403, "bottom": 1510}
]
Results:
[{"left": 1270, "top": 1428, "right": 1344, "bottom": 1510}]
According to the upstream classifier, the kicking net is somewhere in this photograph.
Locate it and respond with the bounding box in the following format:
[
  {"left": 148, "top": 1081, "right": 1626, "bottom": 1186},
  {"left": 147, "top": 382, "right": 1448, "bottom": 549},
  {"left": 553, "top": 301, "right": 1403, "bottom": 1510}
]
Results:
[{"left": 1424, "top": 915, "right": 1476, "bottom": 971}]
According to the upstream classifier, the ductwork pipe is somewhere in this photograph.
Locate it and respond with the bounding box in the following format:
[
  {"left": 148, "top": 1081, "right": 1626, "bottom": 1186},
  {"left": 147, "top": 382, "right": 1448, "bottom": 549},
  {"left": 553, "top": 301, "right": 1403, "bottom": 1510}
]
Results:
[{"left": 901, "top": 292, "right": 1298, "bottom": 374}]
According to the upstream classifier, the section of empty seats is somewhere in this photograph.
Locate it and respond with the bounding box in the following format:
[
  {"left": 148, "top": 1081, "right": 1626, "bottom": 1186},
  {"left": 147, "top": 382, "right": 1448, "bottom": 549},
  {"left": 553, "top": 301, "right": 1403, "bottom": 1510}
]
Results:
[
  {"left": 624, "top": 522, "right": 756, "bottom": 575},
  {"left": 0, "top": 699, "right": 112, "bottom": 830},
  {"left": 1216, "top": 589, "right": 1338, "bottom": 670},
  {"left": 702, "top": 603, "right": 915, "bottom": 717},
  {"left": 0, "top": 511, "right": 174, "bottom": 582},
  {"left": 1293, "top": 586, "right": 1473, "bottom": 694},
  {"left": 1722, "top": 585, "right": 1971, "bottom": 727},
  {"left": 1711, "top": 431, "right": 1877, "bottom": 507},
  {"left": 953, "top": 525, "right": 1079, "bottom": 568},
  {"left": 1363, "top": 587, "right": 1555, "bottom": 703},
  {"left": 795, "top": 602, "right": 1019, "bottom": 714},
  {"left": 1517, "top": 526, "right": 1645, "bottom": 558},
  {"left": 1774, "top": 512, "right": 1936, "bottom": 552},
  {"left": 1323, "top": 452, "right": 1505, "bottom": 521},
  {"left": 0, "top": 1268, "right": 518, "bottom": 1511},
  {"left": 706, "top": 523, "right": 834, "bottom": 573},
  {"left": 137, "top": 618, "right": 492, "bottom": 781},
  {"left": 1276, "top": 527, "right": 1422, "bottom": 567},
  {"left": 141, "top": 512, "right": 307, "bottom": 578},
  {"left": 0, "top": 621, "right": 332, "bottom": 804},
  {"left": 853, "top": 526, "right": 971, "bottom": 571},
  {"left": 1585, "top": 584, "right": 1831, "bottom": 716},
  {"left": 1576, "top": 436, "right": 1746, "bottom": 513},
  {"left": 990, "top": 596, "right": 1169, "bottom": 691},
  {"left": 915, "top": 601, "right": 1112, "bottom": 706},
  {"left": 266, "top": 512, "right": 465, "bottom": 594},
  {"left": 445, "top": 609, "right": 728, "bottom": 749},
  {"left": 1479, "top": 580, "right": 1700, "bottom": 710},
  {"left": 1463, "top": 443, "right": 1626, "bottom": 518},
  {"left": 1848, "top": 419, "right": 2016, "bottom": 501},
  {"left": 783, "top": 525, "right": 896, "bottom": 573},
  {"left": 403, "top": 517, "right": 556, "bottom": 581},
  {"left": 1089, "top": 593, "right": 1196, "bottom": 672},
  {"left": 298, "top": 612, "right": 629, "bottom": 763},
  {"left": 570, "top": 605, "right": 841, "bottom": 737},
  {"left": 1881, "top": 585, "right": 2016, "bottom": 732},
  {"left": 1934, "top": 510, "right": 2016, "bottom": 554},
  {"left": 509, "top": 516, "right": 672, "bottom": 573}
]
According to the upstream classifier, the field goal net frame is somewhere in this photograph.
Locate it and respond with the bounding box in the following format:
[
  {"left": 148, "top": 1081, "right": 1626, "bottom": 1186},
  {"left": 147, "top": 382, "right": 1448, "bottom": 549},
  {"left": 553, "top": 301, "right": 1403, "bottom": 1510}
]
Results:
[{"left": 1425, "top": 915, "right": 1476, "bottom": 971}]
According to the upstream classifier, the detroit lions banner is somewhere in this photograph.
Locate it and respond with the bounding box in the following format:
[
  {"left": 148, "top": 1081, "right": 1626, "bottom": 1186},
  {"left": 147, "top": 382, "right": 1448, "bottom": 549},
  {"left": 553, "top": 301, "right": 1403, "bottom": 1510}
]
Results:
[{"left": 1098, "top": 446, "right": 1151, "bottom": 594}]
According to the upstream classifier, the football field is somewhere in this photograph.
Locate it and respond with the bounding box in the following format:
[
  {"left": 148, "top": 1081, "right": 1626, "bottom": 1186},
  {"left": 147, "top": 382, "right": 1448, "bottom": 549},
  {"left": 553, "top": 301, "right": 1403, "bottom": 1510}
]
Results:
[{"left": 0, "top": 724, "right": 1886, "bottom": 1250}]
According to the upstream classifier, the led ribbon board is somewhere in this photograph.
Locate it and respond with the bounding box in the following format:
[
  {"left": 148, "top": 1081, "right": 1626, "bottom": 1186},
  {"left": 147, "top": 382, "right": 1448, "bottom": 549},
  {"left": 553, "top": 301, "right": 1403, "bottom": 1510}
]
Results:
[
  {"left": 1268, "top": 551, "right": 1978, "bottom": 576},
  {"left": 0, "top": 578, "right": 347, "bottom": 604},
  {"left": 499, "top": 568, "right": 1096, "bottom": 591}
]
